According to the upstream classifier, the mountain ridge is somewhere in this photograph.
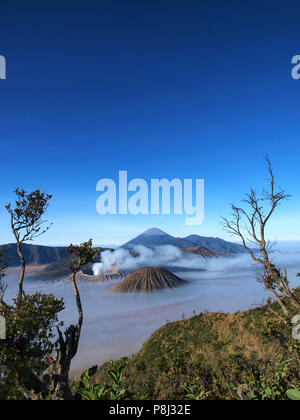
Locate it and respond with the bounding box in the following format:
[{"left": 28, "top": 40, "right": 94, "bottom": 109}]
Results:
[
  {"left": 121, "top": 227, "right": 245, "bottom": 255},
  {"left": 0, "top": 243, "right": 69, "bottom": 267},
  {"left": 1, "top": 227, "right": 245, "bottom": 270}
]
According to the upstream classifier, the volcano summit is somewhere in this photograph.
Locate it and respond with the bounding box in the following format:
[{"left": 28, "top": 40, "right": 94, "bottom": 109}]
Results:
[{"left": 111, "top": 267, "right": 187, "bottom": 293}]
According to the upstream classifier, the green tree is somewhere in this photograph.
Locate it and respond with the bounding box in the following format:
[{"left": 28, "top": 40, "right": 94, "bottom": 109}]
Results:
[
  {"left": 5, "top": 189, "right": 52, "bottom": 302},
  {"left": 67, "top": 240, "right": 98, "bottom": 333}
]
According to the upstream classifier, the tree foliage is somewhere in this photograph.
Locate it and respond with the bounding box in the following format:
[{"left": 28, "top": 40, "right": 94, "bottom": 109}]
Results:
[
  {"left": 67, "top": 239, "right": 98, "bottom": 274},
  {"left": 5, "top": 188, "right": 52, "bottom": 243},
  {"left": 0, "top": 293, "right": 64, "bottom": 399}
]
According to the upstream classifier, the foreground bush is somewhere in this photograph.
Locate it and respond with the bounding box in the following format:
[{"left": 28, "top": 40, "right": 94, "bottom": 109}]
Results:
[{"left": 0, "top": 293, "right": 64, "bottom": 400}]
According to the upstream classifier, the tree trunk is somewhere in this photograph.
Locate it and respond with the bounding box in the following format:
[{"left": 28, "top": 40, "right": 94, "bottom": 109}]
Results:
[
  {"left": 71, "top": 272, "right": 83, "bottom": 330},
  {"left": 284, "top": 287, "right": 300, "bottom": 309},
  {"left": 280, "top": 270, "right": 300, "bottom": 309},
  {"left": 49, "top": 326, "right": 79, "bottom": 400},
  {"left": 269, "top": 287, "right": 289, "bottom": 315},
  {"left": 16, "top": 242, "right": 25, "bottom": 302},
  {"left": 49, "top": 270, "right": 84, "bottom": 400}
]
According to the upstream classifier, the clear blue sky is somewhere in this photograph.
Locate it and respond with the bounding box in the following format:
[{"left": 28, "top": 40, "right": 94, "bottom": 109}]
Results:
[{"left": 0, "top": 0, "right": 299, "bottom": 245}]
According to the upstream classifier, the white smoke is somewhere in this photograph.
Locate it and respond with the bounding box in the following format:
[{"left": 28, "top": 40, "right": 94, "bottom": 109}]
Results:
[
  {"left": 93, "top": 245, "right": 182, "bottom": 274},
  {"left": 93, "top": 244, "right": 247, "bottom": 274},
  {"left": 92, "top": 244, "right": 300, "bottom": 275}
]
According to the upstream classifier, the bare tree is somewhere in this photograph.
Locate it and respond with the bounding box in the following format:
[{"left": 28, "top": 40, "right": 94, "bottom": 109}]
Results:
[
  {"left": 5, "top": 189, "right": 52, "bottom": 302},
  {"left": 221, "top": 155, "right": 299, "bottom": 315}
]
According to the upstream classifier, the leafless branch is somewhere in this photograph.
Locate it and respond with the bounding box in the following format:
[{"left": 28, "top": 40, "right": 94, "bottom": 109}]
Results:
[{"left": 221, "top": 155, "right": 298, "bottom": 315}]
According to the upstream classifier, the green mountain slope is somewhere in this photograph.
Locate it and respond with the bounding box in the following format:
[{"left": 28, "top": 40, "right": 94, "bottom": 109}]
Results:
[{"left": 93, "top": 290, "right": 300, "bottom": 399}]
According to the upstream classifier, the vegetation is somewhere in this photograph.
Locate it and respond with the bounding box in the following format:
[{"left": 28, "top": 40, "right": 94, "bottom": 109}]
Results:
[
  {"left": 0, "top": 292, "right": 64, "bottom": 399},
  {"left": 111, "top": 267, "right": 187, "bottom": 293},
  {"left": 72, "top": 361, "right": 128, "bottom": 400},
  {"left": 92, "top": 292, "right": 300, "bottom": 400},
  {"left": 286, "top": 388, "right": 300, "bottom": 400}
]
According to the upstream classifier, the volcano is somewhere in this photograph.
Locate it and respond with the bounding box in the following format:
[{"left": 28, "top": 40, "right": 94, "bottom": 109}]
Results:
[
  {"left": 120, "top": 228, "right": 185, "bottom": 248},
  {"left": 111, "top": 267, "right": 187, "bottom": 293},
  {"left": 120, "top": 227, "right": 245, "bottom": 255}
]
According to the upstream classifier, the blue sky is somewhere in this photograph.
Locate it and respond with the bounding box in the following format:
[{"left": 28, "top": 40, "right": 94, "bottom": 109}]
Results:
[{"left": 0, "top": 0, "right": 299, "bottom": 245}]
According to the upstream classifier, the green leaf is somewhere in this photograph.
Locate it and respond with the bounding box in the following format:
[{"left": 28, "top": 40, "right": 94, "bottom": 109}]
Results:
[{"left": 286, "top": 389, "right": 300, "bottom": 400}]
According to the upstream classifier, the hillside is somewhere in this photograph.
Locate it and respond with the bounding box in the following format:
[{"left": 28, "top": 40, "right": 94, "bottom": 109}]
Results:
[
  {"left": 181, "top": 246, "right": 216, "bottom": 258},
  {"left": 1, "top": 243, "right": 69, "bottom": 267},
  {"left": 31, "top": 256, "right": 76, "bottom": 279},
  {"left": 121, "top": 228, "right": 245, "bottom": 255},
  {"left": 93, "top": 291, "right": 300, "bottom": 399},
  {"left": 183, "top": 235, "right": 245, "bottom": 255},
  {"left": 111, "top": 267, "right": 187, "bottom": 293}
]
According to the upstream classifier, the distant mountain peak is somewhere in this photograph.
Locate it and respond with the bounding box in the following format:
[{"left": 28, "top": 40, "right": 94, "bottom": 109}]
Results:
[{"left": 140, "top": 228, "right": 170, "bottom": 237}]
